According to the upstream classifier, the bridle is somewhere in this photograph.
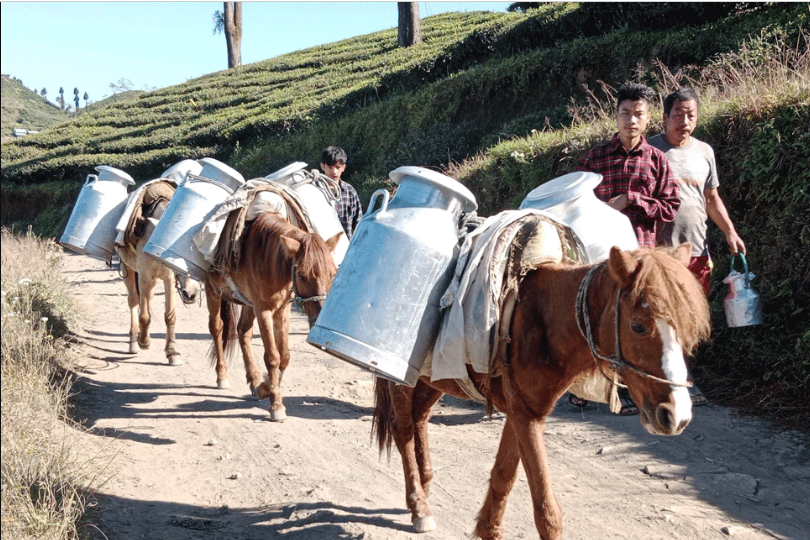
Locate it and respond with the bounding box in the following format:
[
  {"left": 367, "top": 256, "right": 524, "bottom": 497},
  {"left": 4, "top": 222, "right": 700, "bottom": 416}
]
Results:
[
  {"left": 289, "top": 261, "right": 328, "bottom": 308},
  {"left": 575, "top": 263, "right": 692, "bottom": 389}
]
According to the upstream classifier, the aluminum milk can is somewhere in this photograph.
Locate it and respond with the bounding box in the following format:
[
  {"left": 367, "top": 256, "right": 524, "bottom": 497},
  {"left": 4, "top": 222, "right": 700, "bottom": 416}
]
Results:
[
  {"left": 265, "top": 163, "right": 350, "bottom": 265},
  {"left": 307, "top": 166, "right": 477, "bottom": 386},
  {"left": 519, "top": 171, "right": 638, "bottom": 263},
  {"left": 114, "top": 159, "right": 204, "bottom": 247},
  {"left": 60, "top": 165, "right": 135, "bottom": 262},
  {"left": 723, "top": 254, "right": 763, "bottom": 327},
  {"left": 143, "top": 157, "right": 245, "bottom": 281}
]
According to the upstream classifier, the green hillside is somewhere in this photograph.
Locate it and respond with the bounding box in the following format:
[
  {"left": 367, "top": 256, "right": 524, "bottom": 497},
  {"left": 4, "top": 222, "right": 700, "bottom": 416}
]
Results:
[
  {"left": 0, "top": 76, "right": 69, "bottom": 142},
  {"left": 1, "top": 2, "right": 808, "bottom": 424}
]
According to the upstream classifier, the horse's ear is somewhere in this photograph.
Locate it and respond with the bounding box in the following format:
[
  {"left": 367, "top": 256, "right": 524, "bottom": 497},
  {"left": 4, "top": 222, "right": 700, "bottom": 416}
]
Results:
[
  {"left": 671, "top": 242, "right": 692, "bottom": 267},
  {"left": 279, "top": 235, "right": 302, "bottom": 258},
  {"left": 608, "top": 246, "right": 639, "bottom": 288},
  {"left": 325, "top": 232, "right": 342, "bottom": 251}
]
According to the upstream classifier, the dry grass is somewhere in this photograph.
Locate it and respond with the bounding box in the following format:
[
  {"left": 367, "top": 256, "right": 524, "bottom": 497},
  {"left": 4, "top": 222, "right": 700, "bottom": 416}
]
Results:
[{"left": 1, "top": 228, "right": 100, "bottom": 540}]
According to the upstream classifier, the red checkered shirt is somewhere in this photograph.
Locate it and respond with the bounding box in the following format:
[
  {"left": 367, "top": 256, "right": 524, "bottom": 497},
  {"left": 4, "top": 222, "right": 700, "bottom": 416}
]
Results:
[{"left": 576, "top": 134, "right": 680, "bottom": 248}]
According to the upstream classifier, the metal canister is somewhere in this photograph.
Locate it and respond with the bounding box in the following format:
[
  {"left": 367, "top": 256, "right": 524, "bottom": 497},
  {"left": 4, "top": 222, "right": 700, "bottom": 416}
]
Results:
[
  {"left": 60, "top": 165, "right": 135, "bottom": 262},
  {"left": 723, "top": 254, "right": 762, "bottom": 327},
  {"left": 519, "top": 171, "right": 638, "bottom": 263},
  {"left": 114, "top": 159, "right": 204, "bottom": 247},
  {"left": 307, "top": 166, "right": 477, "bottom": 386},
  {"left": 265, "top": 163, "right": 350, "bottom": 265},
  {"left": 143, "top": 157, "right": 245, "bottom": 281}
]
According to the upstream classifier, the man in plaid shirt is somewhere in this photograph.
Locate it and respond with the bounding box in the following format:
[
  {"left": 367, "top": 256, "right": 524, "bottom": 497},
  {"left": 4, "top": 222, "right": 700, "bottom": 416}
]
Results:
[
  {"left": 320, "top": 146, "right": 363, "bottom": 240},
  {"left": 576, "top": 83, "right": 680, "bottom": 249},
  {"left": 570, "top": 84, "right": 680, "bottom": 416}
]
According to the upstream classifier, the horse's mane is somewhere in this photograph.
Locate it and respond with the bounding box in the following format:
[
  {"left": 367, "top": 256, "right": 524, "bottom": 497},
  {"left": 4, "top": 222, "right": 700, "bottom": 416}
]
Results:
[
  {"left": 628, "top": 249, "right": 711, "bottom": 356},
  {"left": 248, "top": 213, "right": 332, "bottom": 278}
]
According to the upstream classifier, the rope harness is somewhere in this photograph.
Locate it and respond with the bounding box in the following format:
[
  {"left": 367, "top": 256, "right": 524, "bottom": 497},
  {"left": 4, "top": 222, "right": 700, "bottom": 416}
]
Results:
[{"left": 575, "top": 264, "right": 692, "bottom": 389}]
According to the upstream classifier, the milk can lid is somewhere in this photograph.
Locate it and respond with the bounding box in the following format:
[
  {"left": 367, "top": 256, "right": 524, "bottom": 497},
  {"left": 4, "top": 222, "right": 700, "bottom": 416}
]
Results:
[
  {"left": 264, "top": 162, "right": 308, "bottom": 182},
  {"left": 389, "top": 166, "right": 477, "bottom": 212},
  {"left": 94, "top": 165, "right": 135, "bottom": 186},
  {"left": 522, "top": 171, "right": 602, "bottom": 207}
]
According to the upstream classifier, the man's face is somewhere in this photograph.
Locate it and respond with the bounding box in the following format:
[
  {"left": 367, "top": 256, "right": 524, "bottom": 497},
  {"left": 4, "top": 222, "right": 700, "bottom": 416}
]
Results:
[
  {"left": 616, "top": 99, "right": 650, "bottom": 142},
  {"left": 320, "top": 161, "right": 346, "bottom": 182},
  {"left": 664, "top": 99, "right": 699, "bottom": 145}
]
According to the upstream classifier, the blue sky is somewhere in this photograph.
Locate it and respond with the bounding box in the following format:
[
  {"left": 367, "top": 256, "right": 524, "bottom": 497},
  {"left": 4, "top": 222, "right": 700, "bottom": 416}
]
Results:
[{"left": 1, "top": 1, "right": 513, "bottom": 107}]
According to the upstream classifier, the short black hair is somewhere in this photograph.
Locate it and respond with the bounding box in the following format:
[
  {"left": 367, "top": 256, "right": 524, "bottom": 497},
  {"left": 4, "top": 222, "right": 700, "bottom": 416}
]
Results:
[
  {"left": 663, "top": 88, "right": 701, "bottom": 116},
  {"left": 616, "top": 83, "right": 656, "bottom": 110},
  {"left": 321, "top": 146, "right": 347, "bottom": 166}
]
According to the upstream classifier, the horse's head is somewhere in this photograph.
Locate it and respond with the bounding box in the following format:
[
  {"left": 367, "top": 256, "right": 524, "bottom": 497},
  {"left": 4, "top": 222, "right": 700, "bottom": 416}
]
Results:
[
  {"left": 175, "top": 274, "right": 202, "bottom": 305},
  {"left": 280, "top": 231, "right": 341, "bottom": 327},
  {"left": 604, "top": 243, "right": 711, "bottom": 436}
]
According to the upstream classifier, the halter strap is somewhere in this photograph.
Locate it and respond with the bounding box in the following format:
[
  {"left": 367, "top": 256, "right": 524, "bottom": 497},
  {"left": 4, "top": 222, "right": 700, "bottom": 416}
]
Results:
[
  {"left": 575, "top": 264, "right": 692, "bottom": 388},
  {"left": 289, "top": 260, "right": 328, "bottom": 307}
]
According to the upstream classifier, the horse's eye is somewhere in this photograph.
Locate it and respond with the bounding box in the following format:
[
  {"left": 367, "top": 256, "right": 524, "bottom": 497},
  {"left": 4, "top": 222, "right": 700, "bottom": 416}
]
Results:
[{"left": 631, "top": 322, "right": 647, "bottom": 334}]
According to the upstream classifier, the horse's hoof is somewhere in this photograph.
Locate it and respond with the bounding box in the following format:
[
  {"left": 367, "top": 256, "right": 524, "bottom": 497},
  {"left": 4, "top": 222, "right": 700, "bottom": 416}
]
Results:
[
  {"left": 217, "top": 379, "right": 231, "bottom": 390},
  {"left": 128, "top": 343, "right": 138, "bottom": 354},
  {"left": 138, "top": 340, "right": 150, "bottom": 350},
  {"left": 413, "top": 516, "right": 437, "bottom": 533},
  {"left": 249, "top": 386, "right": 260, "bottom": 399},
  {"left": 269, "top": 408, "right": 287, "bottom": 422},
  {"left": 168, "top": 354, "right": 183, "bottom": 366}
]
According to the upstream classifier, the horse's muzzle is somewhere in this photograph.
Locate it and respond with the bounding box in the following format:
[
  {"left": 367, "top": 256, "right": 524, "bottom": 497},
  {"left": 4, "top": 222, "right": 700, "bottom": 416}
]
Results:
[{"left": 640, "top": 402, "right": 691, "bottom": 436}]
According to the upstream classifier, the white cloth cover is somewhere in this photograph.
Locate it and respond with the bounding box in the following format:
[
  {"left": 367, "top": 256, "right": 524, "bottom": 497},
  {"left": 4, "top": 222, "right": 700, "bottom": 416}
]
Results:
[{"left": 430, "top": 209, "right": 569, "bottom": 381}]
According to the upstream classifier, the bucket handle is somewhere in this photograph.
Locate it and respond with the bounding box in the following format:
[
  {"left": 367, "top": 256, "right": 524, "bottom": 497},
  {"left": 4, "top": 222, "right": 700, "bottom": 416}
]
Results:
[
  {"left": 84, "top": 174, "right": 99, "bottom": 186},
  {"left": 730, "top": 253, "right": 751, "bottom": 286},
  {"left": 365, "top": 189, "right": 390, "bottom": 217}
]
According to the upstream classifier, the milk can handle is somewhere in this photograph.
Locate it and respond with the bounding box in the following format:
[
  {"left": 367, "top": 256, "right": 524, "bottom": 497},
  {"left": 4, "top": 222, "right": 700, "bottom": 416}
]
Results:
[
  {"left": 365, "top": 189, "right": 389, "bottom": 216},
  {"left": 730, "top": 253, "right": 750, "bottom": 286},
  {"left": 84, "top": 174, "right": 99, "bottom": 186}
]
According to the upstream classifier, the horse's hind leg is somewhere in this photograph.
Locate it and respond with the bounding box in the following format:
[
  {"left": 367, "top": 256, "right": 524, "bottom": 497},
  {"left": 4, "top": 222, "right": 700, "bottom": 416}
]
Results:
[
  {"left": 137, "top": 272, "right": 154, "bottom": 351},
  {"left": 235, "top": 306, "right": 263, "bottom": 396},
  {"left": 122, "top": 264, "right": 139, "bottom": 354},
  {"left": 162, "top": 273, "right": 181, "bottom": 365},
  {"left": 391, "top": 382, "right": 442, "bottom": 533},
  {"left": 474, "top": 416, "right": 521, "bottom": 540}
]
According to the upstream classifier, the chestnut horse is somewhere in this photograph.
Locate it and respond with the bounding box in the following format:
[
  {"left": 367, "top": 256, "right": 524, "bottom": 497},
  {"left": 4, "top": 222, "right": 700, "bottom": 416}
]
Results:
[
  {"left": 206, "top": 212, "right": 340, "bottom": 421},
  {"left": 372, "top": 244, "right": 710, "bottom": 540},
  {"left": 117, "top": 196, "right": 201, "bottom": 364}
]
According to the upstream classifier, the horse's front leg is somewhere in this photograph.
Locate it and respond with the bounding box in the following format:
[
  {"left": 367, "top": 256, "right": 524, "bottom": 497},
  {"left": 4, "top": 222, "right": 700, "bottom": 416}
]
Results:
[
  {"left": 162, "top": 273, "right": 181, "bottom": 365},
  {"left": 122, "top": 264, "right": 139, "bottom": 354},
  {"left": 475, "top": 415, "right": 521, "bottom": 540},
  {"left": 235, "top": 306, "right": 263, "bottom": 396},
  {"left": 391, "top": 383, "right": 437, "bottom": 533},
  {"left": 205, "top": 285, "right": 230, "bottom": 389},
  {"left": 255, "top": 307, "right": 286, "bottom": 422},
  {"left": 509, "top": 406, "right": 562, "bottom": 540}
]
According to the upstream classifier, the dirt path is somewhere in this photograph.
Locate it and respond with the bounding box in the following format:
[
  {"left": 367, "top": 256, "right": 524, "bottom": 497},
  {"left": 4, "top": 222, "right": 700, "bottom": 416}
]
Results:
[{"left": 63, "top": 252, "right": 809, "bottom": 540}]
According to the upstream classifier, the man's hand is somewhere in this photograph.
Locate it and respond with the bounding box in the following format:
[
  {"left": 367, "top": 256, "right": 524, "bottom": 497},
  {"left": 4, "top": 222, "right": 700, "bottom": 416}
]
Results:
[
  {"left": 608, "top": 193, "right": 629, "bottom": 211},
  {"left": 726, "top": 230, "right": 746, "bottom": 256}
]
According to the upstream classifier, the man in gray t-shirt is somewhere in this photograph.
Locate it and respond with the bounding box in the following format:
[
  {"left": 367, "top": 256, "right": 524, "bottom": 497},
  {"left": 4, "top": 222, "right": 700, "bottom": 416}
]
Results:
[
  {"left": 649, "top": 89, "right": 746, "bottom": 295},
  {"left": 649, "top": 89, "right": 746, "bottom": 407}
]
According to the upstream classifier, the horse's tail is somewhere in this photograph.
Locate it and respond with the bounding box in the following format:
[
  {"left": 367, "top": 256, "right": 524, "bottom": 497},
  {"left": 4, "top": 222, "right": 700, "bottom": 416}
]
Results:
[
  {"left": 371, "top": 376, "right": 395, "bottom": 457},
  {"left": 208, "top": 299, "right": 240, "bottom": 367}
]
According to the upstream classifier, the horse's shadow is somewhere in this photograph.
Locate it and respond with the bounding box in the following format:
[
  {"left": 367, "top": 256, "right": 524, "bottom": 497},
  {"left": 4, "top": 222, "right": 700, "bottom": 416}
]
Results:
[
  {"left": 70, "top": 376, "right": 376, "bottom": 447},
  {"left": 80, "top": 491, "right": 410, "bottom": 540}
]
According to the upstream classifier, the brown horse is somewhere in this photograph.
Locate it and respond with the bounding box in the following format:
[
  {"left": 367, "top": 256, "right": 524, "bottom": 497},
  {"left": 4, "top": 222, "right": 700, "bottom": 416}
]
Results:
[
  {"left": 118, "top": 195, "right": 201, "bottom": 364},
  {"left": 372, "top": 244, "right": 710, "bottom": 540},
  {"left": 206, "top": 212, "right": 340, "bottom": 421}
]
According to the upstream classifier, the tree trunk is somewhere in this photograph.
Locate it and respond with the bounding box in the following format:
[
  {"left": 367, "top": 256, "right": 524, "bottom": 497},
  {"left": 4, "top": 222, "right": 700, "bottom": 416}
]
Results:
[
  {"left": 224, "top": 2, "right": 243, "bottom": 69},
  {"left": 397, "top": 2, "right": 422, "bottom": 47}
]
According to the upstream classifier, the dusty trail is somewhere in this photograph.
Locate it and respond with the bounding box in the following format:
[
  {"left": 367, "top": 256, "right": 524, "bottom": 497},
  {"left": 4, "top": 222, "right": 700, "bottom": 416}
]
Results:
[{"left": 63, "top": 252, "right": 809, "bottom": 540}]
